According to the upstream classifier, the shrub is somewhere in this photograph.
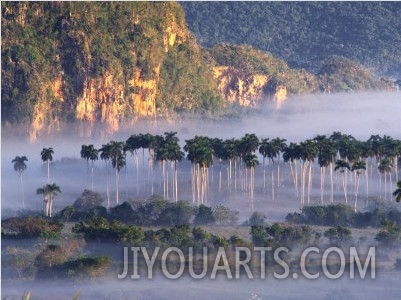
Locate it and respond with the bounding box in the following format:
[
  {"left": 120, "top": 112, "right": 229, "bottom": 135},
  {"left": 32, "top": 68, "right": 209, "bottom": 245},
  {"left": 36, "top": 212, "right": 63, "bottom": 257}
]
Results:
[
  {"left": 375, "top": 221, "right": 401, "bottom": 248},
  {"left": 324, "top": 226, "right": 353, "bottom": 246},
  {"left": 1, "top": 217, "right": 63, "bottom": 239},
  {"left": 247, "top": 211, "right": 266, "bottom": 226},
  {"left": 73, "top": 190, "right": 104, "bottom": 212},
  {"left": 5, "top": 246, "right": 38, "bottom": 279},
  {"left": 72, "top": 217, "right": 144, "bottom": 243},
  {"left": 194, "top": 204, "right": 215, "bottom": 225},
  {"left": 212, "top": 205, "right": 239, "bottom": 226}
]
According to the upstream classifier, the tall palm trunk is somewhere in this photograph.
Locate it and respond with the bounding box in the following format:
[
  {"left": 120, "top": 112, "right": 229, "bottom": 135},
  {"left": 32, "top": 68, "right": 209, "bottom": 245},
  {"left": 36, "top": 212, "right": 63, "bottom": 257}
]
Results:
[
  {"left": 301, "top": 161, "right": 308, "bottom": 205},
  {"left": 175, "top": 161, "right": 178, "bottom": 202},
  {"left": 365, "top": 159, "right": 369, "bottom": 203},
  {"left": 384, "top": 171, "right": 387, "bottom": 200},
  {"left": 135, "top": 155, "right": 139, "bottom": 196},
  {"left": 320, "top": 166, "right": 325, "bottom": 204},
  {"left": 330, "top": 162, "right": 334, "bottom": 203},
  {"left": 47, "top": 160, "right": 50, "bottom": 183},
  {"left": 20, "top": 174, "right": 25, "bottom": 208},
  {"left": 271, "top": 163, "right": 275, "bottom": 202},
  {"left": 115, "top": 168, "right": 120, "bottom": 204},
  {"left": 91, "top": 161, "right": 95, "bottom": 191},
  {"left": 219, "top": 160, "right": 222, "bottom": 192},
  {"left": 342, "top": 172, "right": 348, "bottom": 204},
  {"left": 191, "top": 164, "right": 196, "bottom": 204},
  {"left": 49, "top": 196, "right": 53, "bottom": 218},
  {"left": 307, "top": 162, "right": 312, "bottom": 204}
]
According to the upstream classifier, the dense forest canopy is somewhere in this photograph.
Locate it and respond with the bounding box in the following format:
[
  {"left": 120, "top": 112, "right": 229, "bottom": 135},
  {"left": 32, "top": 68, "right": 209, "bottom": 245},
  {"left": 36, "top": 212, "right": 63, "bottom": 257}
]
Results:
[{"left": 181, "top": 1, "right": 401, "bottom": 77}]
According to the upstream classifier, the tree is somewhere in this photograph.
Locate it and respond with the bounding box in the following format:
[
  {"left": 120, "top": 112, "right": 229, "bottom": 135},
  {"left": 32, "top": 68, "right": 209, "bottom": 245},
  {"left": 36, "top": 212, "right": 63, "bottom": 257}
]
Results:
[
  {"left": 351, "top": 160, "right": 366, "bottom": 212},
  {"left": 184, "top": 136, "right": 214, "bottom": 205},
  {"left": 125, "top": 134, "right": 142, "bottom": 195},
  {"left": 99, "top": 143, "right": 112, "bottom": 208},
  {"left": 11, "top": 156, "right": 28, "bottom": 208},
  {"left": 109, "top": 141, "right": 126, "bottom": 205},
  {"left": 258, "top": 138, "right": 270, "bottom": 191},
  {"left": 156, "top": 132, "right": 184, "bottom": 201},
  {"left": 243, "top": 153, "right": 259, "bottom": 210},
  {"left": 299, "top": 139, "right": 318, "bottom": 204},
  {"left": 393, "top": 181, "right": 401, "bottom": 202},
  {"left": 36, "top": 183, "right": 61, "bottom": 217},
  {"left": 378, "top": 157, "right": 393, "bottom": 200},
  {"left": 41, "top": 147, "right": 54, "bottom": 182},
  {"left": 283, "top": 142, "right": 301, "bottom": 200},
  {"left": 317, "top": 139, "right": 337, "bottom": 204},
  {"left": 335, "top": 159, "right": 351, "bottom": 203},
  {"left": 73, "top": 189, "right": 104, "bottom": 212},
  {"left": 80, "top": 145, "right": 98, "bottom": 190}
]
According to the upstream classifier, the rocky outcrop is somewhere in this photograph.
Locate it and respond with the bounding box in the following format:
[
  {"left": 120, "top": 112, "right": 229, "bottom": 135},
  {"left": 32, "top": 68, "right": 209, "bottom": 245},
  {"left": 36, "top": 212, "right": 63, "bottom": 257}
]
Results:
[
  {"left": 3, "top": 2, "right": 192, "bottom": 141},
  {"left": 213, "top": 66, "right": 287, "bottom": 108}
]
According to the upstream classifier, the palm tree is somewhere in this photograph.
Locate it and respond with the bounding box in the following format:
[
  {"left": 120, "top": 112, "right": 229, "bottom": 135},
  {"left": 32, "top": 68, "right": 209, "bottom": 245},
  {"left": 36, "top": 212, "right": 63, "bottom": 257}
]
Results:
[
  {"left": 211, "top": 138, "right": 227, "bottom": 192},
  {"left": 99, "top": 143, "right": 112, "bottom": 208},
  {"left": 335, "top": 159, "right": 351, "bottom": 203},
  {"left": 299, "top": 139, "right": 318, "bottom": 204},
  {"left": 185, "top": 136, "right": 214, "bottom": 205},
  {"left": 125, "top": 134, "right": 142, "bottom": 195},
  {"left": 283, "top": 142, "right": 301, "bottom": 200},
  {"left": 351, "top": 160, "right": 366, "bottom": 212},
  {"left": 258, "top": 138, "right": 270, "bottom": 191},
  {"left": 162, "top": 132, "right": 184, "bottom": 202},
  {"left": 12, "top": 156, "right": 28, "bottom": 208},
  {"left": 41, "top": 147, "right": 54, "bottom": 182},
  {"left": 393, "top": 181, "right": 401, "bottom": 202},
  {"left": 270, "top": 137, "right": 287, "bottom": 191},
  {"left": 109, "top": 141, "right": 126, "bottom": 204},
  {"left": 80, "top": 145, "right": 98, "bottom": 190},
  {"left": 236, "top": 134, "right": 259, "bottom": 194},
  {"left": 317, "top": 140, "right": 337, "bottom": 204},
  {"left": 378, "top": 157, "right": 393, "bottom": 200},
  {"left": 36, "top": 183, "right": 61, "bottom": 217},
  {"left": 243, "top": 153, "right": 259, "bottom": 210},
  {"left": 223, "top": 138, "right": 238, "bottom": 193}
]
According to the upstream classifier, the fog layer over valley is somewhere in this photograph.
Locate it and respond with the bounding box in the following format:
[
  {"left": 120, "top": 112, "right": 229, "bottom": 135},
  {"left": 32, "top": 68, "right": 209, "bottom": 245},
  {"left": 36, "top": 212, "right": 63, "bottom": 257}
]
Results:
[
  {"left": 2, "top": 92, "right": 400, "bottom": 215},
  {"left": 2, "top": 92, "right": 401, "bottom": 300}
]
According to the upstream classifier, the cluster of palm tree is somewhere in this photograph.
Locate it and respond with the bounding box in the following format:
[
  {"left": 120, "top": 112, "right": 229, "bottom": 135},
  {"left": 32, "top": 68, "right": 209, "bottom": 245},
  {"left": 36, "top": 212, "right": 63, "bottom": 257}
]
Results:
[
  {"left": 11, "top": 156, "right": 28, "bottom": 208},
  {"left": 11, "top": 148, "right": 62, "bottom": 216},
  {"left": 93, "top": 132, "right": 184, "bottom": 207},
  {"left": 37, "top": 147, "right": 61, "bottom": 217},
  {"left": 10, "top": 131, "right": 401, "bottom": 216}
]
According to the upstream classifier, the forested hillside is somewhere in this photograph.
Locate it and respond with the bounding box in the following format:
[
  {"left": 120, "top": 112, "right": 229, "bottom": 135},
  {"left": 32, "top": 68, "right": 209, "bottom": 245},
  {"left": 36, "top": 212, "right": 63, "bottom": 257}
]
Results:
[
  {"left": 1, "top": 2, "right": 223, "bottom": 139},
  {"left": 1, "top": 2, "right": 397, "bottom": 141},
  {"left": 182, "top": 1, "right": 401, "bottom": 77}
]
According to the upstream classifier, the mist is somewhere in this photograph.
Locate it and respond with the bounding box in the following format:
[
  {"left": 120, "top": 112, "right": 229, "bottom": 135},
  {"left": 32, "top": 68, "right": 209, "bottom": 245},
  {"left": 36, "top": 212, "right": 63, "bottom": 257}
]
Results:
[
  {"left": 2, "top": 91, "right": 400, "bottom": 214},
  {"left": 2, "top": 91, "right": 401, "bottom": 299}
]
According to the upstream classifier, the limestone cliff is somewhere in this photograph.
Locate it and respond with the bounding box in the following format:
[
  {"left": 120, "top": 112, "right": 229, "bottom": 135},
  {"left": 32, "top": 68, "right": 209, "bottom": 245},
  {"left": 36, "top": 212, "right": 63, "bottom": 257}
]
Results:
[
  {"left": 212, "top": 66, "right": 287, "bottom": 108},
  {"left": 2, "top": 2, "right": 210, "bottom": 141},
  {"left": 2, "top": 2, "right": 316, "bottom": 142}
]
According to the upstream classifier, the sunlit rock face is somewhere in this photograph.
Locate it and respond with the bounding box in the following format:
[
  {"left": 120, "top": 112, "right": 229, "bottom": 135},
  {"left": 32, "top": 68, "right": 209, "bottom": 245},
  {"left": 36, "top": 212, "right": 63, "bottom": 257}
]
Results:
[
  {"left": 4, "top": 2, "right": 191, "bottom": 141},
  {"left": 213, "top": 66, "right": 287, "bottom": 107}
]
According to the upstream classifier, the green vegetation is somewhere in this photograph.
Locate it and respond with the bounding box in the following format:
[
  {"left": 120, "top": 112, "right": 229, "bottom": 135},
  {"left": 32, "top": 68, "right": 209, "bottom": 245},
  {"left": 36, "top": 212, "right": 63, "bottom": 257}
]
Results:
[
  {"left": 286, "top": 203, "right": 401, "bottom": 228},
  {"left": 1, "top": 2, "right": 224, "bottom": 125},
  {"left": 182, "top": 2, "right": 401, "bottom": 77},
  {"left": 1, "top": 217, "right": 63, "bottom": 239},
  {"left": 250, "top": 223, "right": 312, "bottom": 249},
  {"left": 324, "top": 226, "right": 353, "bottom": 247},
  {"left": 206, "top": 44, "right": 319, "bottom": 95},
  {"left": 2, "top": 2, "right": 398, "bottom": 131},
  {"left": 60, "top": 195, "right": 239, "bottom": 228},
  {"left": 375, "top": 221, "right": 401, "bottom": 248}
]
